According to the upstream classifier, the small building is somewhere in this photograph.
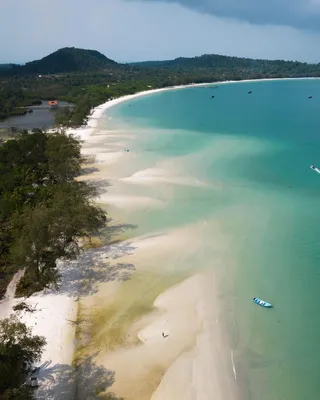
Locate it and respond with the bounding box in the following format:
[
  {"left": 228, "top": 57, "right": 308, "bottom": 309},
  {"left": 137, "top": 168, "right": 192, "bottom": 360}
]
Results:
[{"left": 48, "top": 100, "right": 58, "bottom": 108}]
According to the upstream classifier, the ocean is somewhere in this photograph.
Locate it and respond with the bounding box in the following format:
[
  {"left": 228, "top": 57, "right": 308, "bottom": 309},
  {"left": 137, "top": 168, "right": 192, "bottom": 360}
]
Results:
[{"left": 100, "top": 79, "right": 320, "bottom": 400}]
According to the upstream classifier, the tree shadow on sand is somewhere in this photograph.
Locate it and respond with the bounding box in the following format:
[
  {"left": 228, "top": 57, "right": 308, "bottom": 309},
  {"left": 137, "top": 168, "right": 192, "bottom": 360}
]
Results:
[
  {"left": 89, "top": 179, "right": 112, "bottom": 196},
  {"left": 101, "top": 222, "right": 138, "bottom": 243},
  {"left": 35, "top": 354, "right": 123, "bottom": 399},
  {"left": 38, "top": 223, "right": 138, "bottom": 298},
  {"left": 81, "top": 166, "right": 100, "bottom": 175},
  {"left": 50, "top": 244, "right": 136, "bottom": 298}
]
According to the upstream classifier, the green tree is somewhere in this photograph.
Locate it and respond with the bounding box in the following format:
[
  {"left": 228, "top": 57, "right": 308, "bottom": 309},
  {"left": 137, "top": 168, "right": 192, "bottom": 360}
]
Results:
[
  {"left": 45, "top": 131, "right": 82, "bottom": 183},
  {"left": 12, "top": 182, "right": 106, "bottom": 296},
  {"left": 0, "top": 315, "right": 46, "bottom": 399},
  {"left": 0, "top": 130, "right": 106, "bottom": 298},
  {"left": 54, "top": 106, "right": 73, "bottom": 126}
]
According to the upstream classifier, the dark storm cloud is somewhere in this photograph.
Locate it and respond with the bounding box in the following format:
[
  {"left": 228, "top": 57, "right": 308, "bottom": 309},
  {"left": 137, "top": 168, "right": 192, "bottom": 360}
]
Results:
[{"left": 127, "top": 0, "right": 320, "bottom": 30}]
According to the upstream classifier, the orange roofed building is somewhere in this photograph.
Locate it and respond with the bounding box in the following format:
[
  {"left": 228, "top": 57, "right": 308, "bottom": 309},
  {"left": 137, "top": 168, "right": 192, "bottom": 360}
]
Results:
[{"left": 48, "top": 100, "right": 58, "bottom": 107}]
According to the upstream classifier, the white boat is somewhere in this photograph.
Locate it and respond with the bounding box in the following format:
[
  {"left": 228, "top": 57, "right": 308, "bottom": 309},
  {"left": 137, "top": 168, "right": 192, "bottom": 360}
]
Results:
[{"left": 310, "top": 165, "right": 320, "bottom": 174}]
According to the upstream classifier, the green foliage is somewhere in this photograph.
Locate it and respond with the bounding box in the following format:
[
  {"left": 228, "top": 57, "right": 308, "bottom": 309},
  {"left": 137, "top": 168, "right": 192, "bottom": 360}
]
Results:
[
  {"left": 131, "top": 53, "right": 320, "bottom": 79},
  {"left": 1, "top": 47, "right": 320, "bottom": 126},
  {"left": 0, "top": 130, "right": 106, "bottom": 298},
  {"left": 0, "top": 315, "right": 46, "bottom": 398},
  {"left": 45, "top": 132, "right": 83, "bottom": 182},
  {"left": 55, "top": 106, "right": 73, "bottom": 126},
  {"left": 0, "top": 85, "right": 42, "bottom": 121},
  {"left": 0, "top": 47, "right": 117, "bottom": 77},
  {"left": 21, "top": 47, "right": 117, "bottom": 74}
]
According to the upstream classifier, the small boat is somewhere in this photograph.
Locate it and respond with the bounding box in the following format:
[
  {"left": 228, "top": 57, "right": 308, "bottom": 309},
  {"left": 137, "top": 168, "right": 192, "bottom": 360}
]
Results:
[
  {"left": 253, "top": 297, "right": 273, "bottom": 308},
  {"left": 308, "top": 96, "right": 313, "bottom": 99},
  {"left": 248, "top": 91, "right": 252, "bottom": 94},
  {"left": 211, "top": 95, "right": 215, "bottom": 98},
  {"left": 310, "top": 164, "right": 320, "bottom": 174}
]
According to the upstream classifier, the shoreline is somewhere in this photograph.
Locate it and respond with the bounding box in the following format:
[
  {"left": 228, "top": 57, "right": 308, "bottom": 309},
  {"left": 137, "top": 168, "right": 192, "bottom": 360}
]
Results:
[
  {"left": 66, "top": 76, "right": 320, "bottom": 143},
  {"left": 1, "top": 76, "right": 311, "bottom": 398},
  {"left": 68, "top": 81, "right": 243, "bottom": 399},
  {"left": 0, "top": 77, "right": 284, "bottom": 399},
  {"left": 0, "top": 276, "right": 78, "bottom": 398}
]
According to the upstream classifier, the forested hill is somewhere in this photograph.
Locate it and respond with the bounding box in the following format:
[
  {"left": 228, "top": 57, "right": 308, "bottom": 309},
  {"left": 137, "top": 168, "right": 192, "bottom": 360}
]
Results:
[
  {"left": 1, "top": 47, "right": 118, "bottom": 75},
  {"left": 2, "top": 48, "right": 320, "bottom": 77},
  {"left": 130, "top": 54, "right": 320, "bottom": 77},
  {"left": 0, "top": 63, "right": 17, "bottom": 70},
  {"left": 2, "top": 48, "right": 320, "bottom": 127}
]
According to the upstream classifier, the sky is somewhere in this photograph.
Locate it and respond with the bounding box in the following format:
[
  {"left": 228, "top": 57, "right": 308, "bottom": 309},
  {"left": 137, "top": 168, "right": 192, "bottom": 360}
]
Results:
[{"left": 1, "top": 0, "right": 320, "bottom": 64}]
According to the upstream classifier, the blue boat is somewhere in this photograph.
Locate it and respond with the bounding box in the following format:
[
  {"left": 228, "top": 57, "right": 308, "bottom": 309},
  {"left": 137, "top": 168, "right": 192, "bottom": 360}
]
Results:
[{"left": 253, "top": 297, "right": 273, "bottom": 308}]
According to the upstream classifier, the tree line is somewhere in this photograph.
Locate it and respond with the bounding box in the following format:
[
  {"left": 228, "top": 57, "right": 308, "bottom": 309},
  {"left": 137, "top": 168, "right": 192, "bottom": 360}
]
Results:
[
  {"left": 1, "top": 48, "right": 320, "bottom": 397},
  {"left": 0, "top": 130, "right": 106, "bottom": 297},
  {"left": 0, "top": 130, "right": 106, "bottom": 398},
  {"left": 1, "top": 50, "right": 320, "bottom": 125}
]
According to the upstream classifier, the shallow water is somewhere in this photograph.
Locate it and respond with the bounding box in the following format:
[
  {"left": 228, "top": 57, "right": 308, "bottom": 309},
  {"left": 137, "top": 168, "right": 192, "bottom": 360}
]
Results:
[
  {"left": 0, "top": 101, "right": 73, "bottom": 131},
  {"left": 100, "top": 79, "right": 320, "bottom": 400}
]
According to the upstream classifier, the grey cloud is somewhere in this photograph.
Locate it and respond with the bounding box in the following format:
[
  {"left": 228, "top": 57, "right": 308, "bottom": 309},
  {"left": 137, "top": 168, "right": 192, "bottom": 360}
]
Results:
[
  {"left": 1, "top": 0, "right": 320, "bottom": 64},
  {"left": 128, "top": 0, "right": 320, "bottom": 30}
]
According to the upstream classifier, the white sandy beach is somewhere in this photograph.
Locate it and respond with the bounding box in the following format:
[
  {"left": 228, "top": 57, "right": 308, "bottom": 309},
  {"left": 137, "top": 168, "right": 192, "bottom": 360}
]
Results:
[
  {"left": 0, "top": 272, "right": 78, "bottom": 399},
  {"left": 71, "top": 82, "right": 239, "bottom": 400},
  {"left": 0, "top": 80, "right": 243, "bottom": 400}
]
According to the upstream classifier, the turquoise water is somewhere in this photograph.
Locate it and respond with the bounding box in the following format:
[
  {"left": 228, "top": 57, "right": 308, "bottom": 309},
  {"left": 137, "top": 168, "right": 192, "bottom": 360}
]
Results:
[{"left": 104, "top": 79, "right": 320, "bottom": 400}]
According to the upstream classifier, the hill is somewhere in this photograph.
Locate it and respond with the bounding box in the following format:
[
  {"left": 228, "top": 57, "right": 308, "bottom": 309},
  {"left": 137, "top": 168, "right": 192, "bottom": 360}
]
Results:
[
  {"left": 3, "top": 47, "right": 118, "bottom": 75},
  {"left": 2, "top": 49, "right": 320, "bottom": 78},
  {"left": 0, "top": 63, "right": 20, "bottom": 72},
  {"left": 130, "top": 54, "right": 320, "bottom": 77},
  {"left": 0, "top": 63, "right": 16, "bottom": 69},
  {"left": 2, "top": 48, "right": 320, "bottom": 127}
]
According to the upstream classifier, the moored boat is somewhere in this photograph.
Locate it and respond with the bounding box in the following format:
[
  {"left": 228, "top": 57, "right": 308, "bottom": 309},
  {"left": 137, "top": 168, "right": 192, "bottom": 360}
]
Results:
[
  {"left": 253, "top": 297, "right": 273, "bottom": 308},
  {"left": 310, "top": 165, "right": 320, "bottom": 174}
]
